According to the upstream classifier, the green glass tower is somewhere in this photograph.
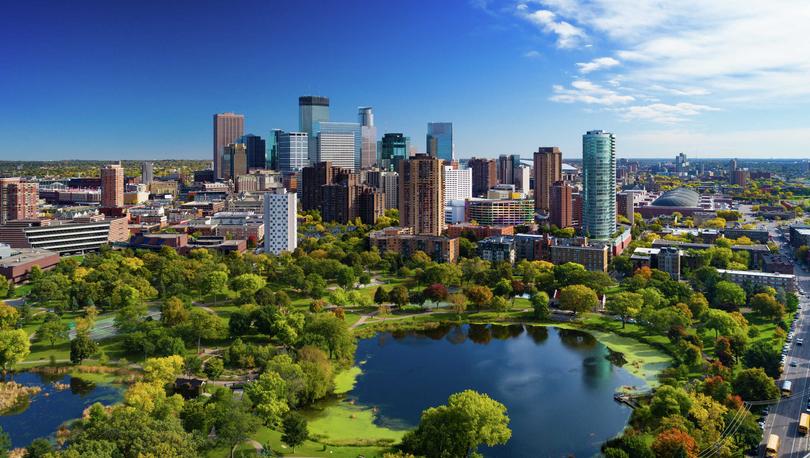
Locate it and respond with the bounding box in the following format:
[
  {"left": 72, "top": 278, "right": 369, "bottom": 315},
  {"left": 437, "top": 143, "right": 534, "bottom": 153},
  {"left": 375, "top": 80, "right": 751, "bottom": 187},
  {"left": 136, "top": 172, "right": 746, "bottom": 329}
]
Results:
[{"left": 582, "top": 130, "right": 616, "bottom": 240}]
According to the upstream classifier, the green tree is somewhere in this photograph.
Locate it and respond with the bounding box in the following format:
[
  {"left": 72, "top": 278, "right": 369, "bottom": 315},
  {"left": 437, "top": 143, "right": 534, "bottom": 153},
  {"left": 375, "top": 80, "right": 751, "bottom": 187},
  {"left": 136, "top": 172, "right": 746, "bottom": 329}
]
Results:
[
  {"left": 70, "top": 331, "right": 98, "bottom": 364},
  {"left": 423, "top": 283, "right": 448, "bottom": 308},
  {"left": 713, "top": 281, "right": 747, "bottom": 310},
  {"left": 184, "top": 308, "right": 226, "bottom": 352},
  {"left": 205, "top": 357, "right": 224, "bottom": 379},
  {"left": 162, "top": 296, "right": 190, "bottom": 326},
  {"left": 281, "top": 411, "right": 308, "bottom": 453},
  {"left": 607, "top": 292, "right": 642, "bottom": 328},
  {"left": 531, "top": 292, "right": 550, "bottom": 320},
  {"left": 401, "top": 390, "right": 511, "bottom": 458},
  {"left": 491, "top": 296, "right": 510, "bottom": 313},
  {"left": 205, "top": 270, "right": 229, "bottom": 305},
  {"left": 245, "top": 371, "right": 289, "bottom": 427},
  {"left": 37, "top": 312, "right": 69, "bottom": 347},
  {"left": 703, "top": 309, "right": 740, "bottom": 339},
  {"left": 743, "top": 340, "right": 782, "bottom": 378},
  {"left": 25, "top": 438, "right": 53, "bottom": 458},
  {"left": 0, "top": 304, "right": 19, "bottom": 330},
  {"left": 749, "top": 292, "right": 784, "bottom": 319},
  {"left": 733, "top": 368, "right": 779, "bottom": 401},
  {"left": 302, "top": 314, "right": 355, "bottom": 363},
  {"left": 0, "top": 329, "right": 30, "bottom": 374},
  {"left": 463, "top": 285, "right": 493, "bottom": 311},
  {"left": 558, "top": 284, "right": 598, "bottom": 313},
  {"left": 373, "top": 286, "right": 388, "bottom": 305}
]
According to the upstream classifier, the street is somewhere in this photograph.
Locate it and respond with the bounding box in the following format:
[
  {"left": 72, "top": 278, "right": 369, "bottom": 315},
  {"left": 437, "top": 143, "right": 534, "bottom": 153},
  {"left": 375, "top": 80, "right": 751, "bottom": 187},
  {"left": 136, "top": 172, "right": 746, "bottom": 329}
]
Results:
[{"left": 761, "top": 224, "right": 810, "bottom": 457}]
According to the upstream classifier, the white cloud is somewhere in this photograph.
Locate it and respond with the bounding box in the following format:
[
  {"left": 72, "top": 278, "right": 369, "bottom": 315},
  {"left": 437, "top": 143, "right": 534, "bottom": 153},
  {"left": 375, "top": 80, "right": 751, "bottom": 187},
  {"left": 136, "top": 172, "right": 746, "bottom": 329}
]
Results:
[
  {"left": 550, "top": 80, "right": 634, "bottom": 105},
  {"left": 622, "top": 127, "right": 810, "bottom": 158},
  {"left": 516, "top": 3, "right": 586, "bottom": 48},
  {"left": 619, "top": 103, "right": 719, "bottom": 123},
  {"left": 576, "top": 57, "right": 619, "bottom": 73},
  {"left": 524, "top": 50, "right": 542, "bottom": 59}
]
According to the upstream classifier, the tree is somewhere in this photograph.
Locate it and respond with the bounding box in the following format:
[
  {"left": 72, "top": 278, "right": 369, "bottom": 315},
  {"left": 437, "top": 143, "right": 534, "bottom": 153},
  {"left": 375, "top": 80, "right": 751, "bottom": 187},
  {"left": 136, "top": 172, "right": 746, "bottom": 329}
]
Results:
[
  {"left": 162, "top": 296, "right": 190, "bottom": 326},
  {"left": 558, "top": 285, "right": 598, "bottom": 313},
  {"left": 335, "top": 267, "right": 356, "bottom": 289},
  {"left": 463, "top": 285, "right": 493, "bottom": 311},
  {"left": 703, "top": 309, "right": 740, "bottom": 339},
  {"left": 0, "top": 426, "right": 9, "bottom": 458},
  {"left": 651, "top": 428, "right": 698, "bottom": 458},
  {"left": 423, "top": 283, "right": 448, "bottom": 308},
  {"left": 185, "top": 308, "right": 226, "bottom": 352},
  {"left": 205, "top": 357, "right": 224, "bottom": 379},
  {"left": 0, "top": 304, "right": 19, "bottom": 330},
  {"left": 0, "top": 329, "right": 29, "bottom": 374},
  {"left": 400, "top": 390, "right": 511, "bottom": 458},
  {"left": 143, "top": 355, "right": 185, "bottom": 386},
  {"left": 607, "top": 292, "right": 642, "bottom": 328},
  {"left": 749, "top": 292, "right": 784, "bottom": 319},
  {"left": 303, "top": 314, "right": 355, "bottom": 363},
  {"left": 298, "top": 346, "right": 334, "bottom": 404},
  {"left": 231, "top": 273, "right": 266, "bottom": 296},
  {"left": 713, "top": 281, "right": 747, "bottom": 310},
  {"left": 205, "top": 271, "right": 229, "bottom": 305},
  {"left": 733, "top": 368, "right": 779, "bottom": 401},
  {"left": 25, "top": 438, "right": 54, "bottom": 458},
  {"left": 213, "top": 398, "right": 260, "bottom": 458},
  {"left": 491, "top": 296, "right": 510, "bottom": 313},
  {"left": 531, "top": 292, "right": 550, "bottom": 320},
  {"left": 281, "top": 412, "right": 308, "bottom": 453},
  {"left": 245, "top": 371, "right": 289, "bottom": 427},
  {"left": 743, "top": 340, "right": 782, "bottom": 378},
  {"left": 447, "top": 293, "right": 467, "bottom": 316},
  {"left": 37, "top": 312, "right": 69, "bottom": 347},
  {"left": 373, "top": 286, "right": 388, "bottom": 305},
  {"left": 687, "top": 293, "right": 709, "bottom": 319},
  {"left": 70, "top": 331, "right": 98, "bottom": 364},
  {"left": 389, "top": 285, "right": 410, "bottom": 308}
]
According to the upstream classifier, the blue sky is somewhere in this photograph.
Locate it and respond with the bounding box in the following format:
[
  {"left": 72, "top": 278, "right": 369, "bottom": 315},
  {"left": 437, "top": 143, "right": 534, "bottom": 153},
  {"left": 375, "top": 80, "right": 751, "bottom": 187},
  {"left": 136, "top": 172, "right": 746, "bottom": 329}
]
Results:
[{"left": 2, "top": 0, "right": 809, "bottom": 160}]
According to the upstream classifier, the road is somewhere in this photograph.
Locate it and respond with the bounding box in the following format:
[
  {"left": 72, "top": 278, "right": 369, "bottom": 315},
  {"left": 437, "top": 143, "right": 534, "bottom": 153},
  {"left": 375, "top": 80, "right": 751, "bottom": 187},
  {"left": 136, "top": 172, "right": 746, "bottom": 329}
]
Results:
[{"left": 760, "top": 224, "right": 810, "bottom": 457}]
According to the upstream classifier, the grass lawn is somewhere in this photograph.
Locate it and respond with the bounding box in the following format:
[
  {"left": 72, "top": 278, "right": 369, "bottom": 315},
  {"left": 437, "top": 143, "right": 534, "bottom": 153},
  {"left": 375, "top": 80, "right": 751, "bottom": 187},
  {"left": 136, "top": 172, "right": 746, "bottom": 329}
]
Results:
[
  {"left": 206, "top": 428, "right": 389, "bottom": 458},
  {"left": 305, "top": 399, "right": 406, "bottom": 446},
  {"left": 333, "top": 366, "right": 362, "bottom": 394}
]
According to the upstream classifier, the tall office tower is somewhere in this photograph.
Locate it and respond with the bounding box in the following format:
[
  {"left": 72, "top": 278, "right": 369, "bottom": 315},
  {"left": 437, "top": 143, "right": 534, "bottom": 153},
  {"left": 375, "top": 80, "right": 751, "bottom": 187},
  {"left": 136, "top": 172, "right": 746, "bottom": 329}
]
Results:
[
  {"left": 399, "top": 154, "right": 444, "bottom": 236},
  {"left": 728, "top": 158, "right": 737, "bottom": 176},
  {"left": 267, "top": 129, "right": 281, "bottom": 170},
  {"left": 380, "top": 133, "right": 409, "bottom": 171},
  {"left": 497, "top": 154, "right": 521, "bottom": 185},
  {"left": 276, "top": 131, "right": 309, "bottom": 173},
  {"left": 426, "top": 122, "right": 453, "bottom": 162},
  {"left": 733, "top": 169, "right": 750, "bottom": 187},
  {"left": 358, "top": 107, "right": 377, "bottom": 169},
  {"left": 468, "top": 157, "right": 498, "bottom": 197},
  {"left": 242, "top": 134, "right": 267, "bottom": 170},
  {"left": 533, "top": 147, "right": 562, "bottom": 213},
  {"left": 443, "top": 164, "right": 472, "bottom": 206},
  {"left": 213, "top": 113, "right": 245, "bottom": 179},
  {"left": 514, "top": 165, "right": 531, "bottom": 193},
  {"left": 141, "top": 162, "right": 154, "bottom": 185},
  {"left": 263, "top": 188, "right": 297, "bottom": 255},
  {"left": 299, "top": 96, "right": 330, "bottom": 164},
  {"left": 301, "top": 161, "right": 337, "bottom": 212},
  {"left": 582, "top": 130, "right": 616, "bottom": 240},
  {"left": 317, "top": 122, "right": 361, "bottom": 172},
  {"left": 225, "top": 143, "right": 248, "bottom": 179},
  {"left": 550, "top": 181, "right": 573, "bottom": 229},
  {"left": 101, "top": 164, "right": 124, "bottom": 208},
  {"left": 0, "top": 178, "right": 38, "bottom": 224}
]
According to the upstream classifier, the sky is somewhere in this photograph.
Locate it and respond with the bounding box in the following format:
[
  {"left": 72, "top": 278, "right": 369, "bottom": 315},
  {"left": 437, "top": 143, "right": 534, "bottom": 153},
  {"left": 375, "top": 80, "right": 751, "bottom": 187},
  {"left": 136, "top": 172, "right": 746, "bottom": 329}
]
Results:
[{"left": 2, "top": 0, "right": 809, "bottom": 161}]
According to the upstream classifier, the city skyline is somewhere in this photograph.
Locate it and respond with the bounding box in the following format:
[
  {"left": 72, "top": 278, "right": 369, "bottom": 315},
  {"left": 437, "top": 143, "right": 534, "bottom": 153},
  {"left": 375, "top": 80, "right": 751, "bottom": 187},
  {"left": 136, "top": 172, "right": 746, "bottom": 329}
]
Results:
[{"left": 2, "top": 1, "right": 810, "bottom": 160}]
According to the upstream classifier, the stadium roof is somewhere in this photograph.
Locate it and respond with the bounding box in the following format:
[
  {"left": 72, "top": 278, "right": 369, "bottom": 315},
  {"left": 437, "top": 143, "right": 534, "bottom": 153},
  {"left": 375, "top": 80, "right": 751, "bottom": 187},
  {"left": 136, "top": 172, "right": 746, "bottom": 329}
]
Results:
[{"left": 651, "top": 187, "right": 700, "bottom": 207}]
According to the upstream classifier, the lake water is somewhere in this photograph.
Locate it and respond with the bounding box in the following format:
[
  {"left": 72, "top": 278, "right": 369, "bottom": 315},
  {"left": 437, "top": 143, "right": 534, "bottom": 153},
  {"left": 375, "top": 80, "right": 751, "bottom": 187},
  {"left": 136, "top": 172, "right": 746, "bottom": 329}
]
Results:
[
  {"left": 350, "top": 324, "right": 644, "bottom": 458},
  {"left": 0, "top": 372, "right": 122, "bottom": 448}
]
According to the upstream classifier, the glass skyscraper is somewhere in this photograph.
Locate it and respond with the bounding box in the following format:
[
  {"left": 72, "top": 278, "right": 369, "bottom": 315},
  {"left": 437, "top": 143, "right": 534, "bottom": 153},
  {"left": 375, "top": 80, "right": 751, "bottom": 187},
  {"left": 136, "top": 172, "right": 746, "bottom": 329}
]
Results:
[
  {"left": 582, "top": 130, "right": 616, "bottom": 240},
  {"left": 267, "top": 129, "right": 282, "bottom": 170},
  {"left": 241, "top": 134, "right": 266, "bottom": 170},
  {"left": 426, "top": 122, "right": 453, "bottom": 161},
  {"left": 299, "top": 96, "right": 330, "bottom": 165},
  {"left": 380, "top": 133, "right": 409, "bottom": 171},
  {"left": 277, "top": 131, "right": 309, "bottom": 173}
]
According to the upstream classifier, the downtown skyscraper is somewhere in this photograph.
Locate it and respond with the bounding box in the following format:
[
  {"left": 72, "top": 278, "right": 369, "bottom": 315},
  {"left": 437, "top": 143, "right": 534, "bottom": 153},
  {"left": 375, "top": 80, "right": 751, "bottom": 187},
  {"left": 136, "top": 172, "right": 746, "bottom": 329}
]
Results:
[
  {"left": 426, "top": 122, "right": 453, "bottom": 162},
  {"left": 213, "top": 113, "right": 245, "bottom": 179},
  {"left": 299, "top": 96, "right": 330, "bottom": 165},
  {"left": 358, "top": 107, "right": 377, "bottom": 169},
  {"left": 582, "top": 130, "right": 616, "bottom": 240}
]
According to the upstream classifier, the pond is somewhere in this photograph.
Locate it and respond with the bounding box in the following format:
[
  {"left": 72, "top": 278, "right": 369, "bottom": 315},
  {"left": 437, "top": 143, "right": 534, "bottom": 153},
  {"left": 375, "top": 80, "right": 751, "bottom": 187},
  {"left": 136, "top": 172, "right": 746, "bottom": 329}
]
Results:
[
  {"left": 0, "top": 372, "right": 123, "bottom": 448},
  {"left": 350, "top": 324, "right": 644, "bottom": 457}
]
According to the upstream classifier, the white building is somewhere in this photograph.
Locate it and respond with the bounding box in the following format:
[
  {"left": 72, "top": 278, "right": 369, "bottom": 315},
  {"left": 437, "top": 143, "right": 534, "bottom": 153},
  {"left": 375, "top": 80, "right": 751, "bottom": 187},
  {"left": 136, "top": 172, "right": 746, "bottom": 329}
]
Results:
[
  {"left": 443, "top": 165, "right": 472, "bottom": 205},
  {"left": 277, "top": 131, "right": 309, "bottom": 173},
  {"left": 513, "top": 165, "right": 531, "bottom": 194},
  {"left": 263, "top": 188, "right": 297, "bottom": 255},
  {"left": 317, "top": 122, "right": 361, "bottom": 172}
]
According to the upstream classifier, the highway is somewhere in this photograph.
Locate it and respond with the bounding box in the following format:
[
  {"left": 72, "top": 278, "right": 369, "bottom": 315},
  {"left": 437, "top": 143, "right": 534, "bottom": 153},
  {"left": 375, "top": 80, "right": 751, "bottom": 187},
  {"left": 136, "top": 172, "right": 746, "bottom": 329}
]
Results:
[{"left": 760, "top": 223, "right": 810, "bottom": 457}]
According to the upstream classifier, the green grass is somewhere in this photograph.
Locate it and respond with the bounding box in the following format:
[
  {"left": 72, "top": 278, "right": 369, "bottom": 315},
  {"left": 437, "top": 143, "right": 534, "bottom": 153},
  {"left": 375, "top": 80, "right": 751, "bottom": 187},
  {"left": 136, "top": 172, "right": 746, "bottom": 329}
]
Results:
[
  {"left": 206, "top": 427, "right": 389, "bottom": 458},
  {"left": 333, "top": 366, "right": 362, "bottom": 394},
  {"left": 305, "top": 400, "right": 406, "bottom": 446}
]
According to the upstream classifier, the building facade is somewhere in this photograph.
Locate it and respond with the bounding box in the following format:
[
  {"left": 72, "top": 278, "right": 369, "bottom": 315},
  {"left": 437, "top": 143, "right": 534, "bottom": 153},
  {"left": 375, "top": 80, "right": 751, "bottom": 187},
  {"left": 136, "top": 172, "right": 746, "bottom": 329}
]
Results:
[
  {"left": 379, "top": 133, "right": 408, "bottom": 171},
  {"left": 582, "top": 131, "right": 616, "bottom": 239},
  {"left": 443, "top": 165, "right": 472, "bottom": 206},
  {"left": 242, "top": 134, "right": 267, "bottom": 170},
  {"left": 141, "top": 162, "right": 154, "bottom": 185},
  {"left": 277, "top": 131, "right": 309, "bottom": 173},
  {"left": 213, "top": 112, "right": 245, "bottom": 179},
  {"left": 534, "top": 147, "right": 562, "bottom": 212},
  {"left": 226, "top": 143, "right": 248, "bottom": 180},
  {"left": 465, "top": 199, "right": 534, "bottom": 226},
  {"left": 426, "top": 122, "right": 453, "bottom": 161},
  {"left": 101, "top": 164, "right": 124, "bottom": 209},
  {"left": 0, "top": 178, "right": 38, "bottom": 224},
  {"left": 263, "top": 188, "right": 297, "bottom": 255},
  {"left": 299, "top": 96, "right": 330, "bottom": 165},
  {"left": 550, "top": 181, "right": 573, "bottom": 229},
  {"left": 468, "top": 157, "right": 498, "bottom": 197},
  {"left": 358, "top": 107, "right": 377, "bottom": 169},
  {"left": 317, "top": 122, "right": 361, "bottom": 172},
  {"left": 399, "top": 154, "right": 444, "bottom": 236}
]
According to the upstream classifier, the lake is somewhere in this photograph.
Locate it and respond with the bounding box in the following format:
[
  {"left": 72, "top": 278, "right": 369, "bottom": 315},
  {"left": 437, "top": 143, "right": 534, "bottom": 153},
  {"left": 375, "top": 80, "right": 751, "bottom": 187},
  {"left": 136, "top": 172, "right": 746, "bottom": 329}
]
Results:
[
  {"left": 0, "top": 372, "right": 122, "bottom": 448},
  {"left": 350, "top": 324, "right": 644, "bottom": 457}
]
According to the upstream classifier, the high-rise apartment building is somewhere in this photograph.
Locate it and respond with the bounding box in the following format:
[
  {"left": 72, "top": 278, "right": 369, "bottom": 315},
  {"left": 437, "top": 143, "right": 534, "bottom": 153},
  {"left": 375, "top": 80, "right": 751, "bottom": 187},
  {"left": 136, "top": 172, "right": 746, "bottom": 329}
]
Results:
[
  {"left": 514, "top": 165, "right": 531, "bottom": 194},
  {"left": 322, "top": 171, "right": 360, "bottom": 224},
  {"left": 358, "top": 187, "right": 385, "bottom": 225},
  {"left": 380, "top": 133, "right": 409, "bottom": 171},
  {"left": 224, "top": 143, "right": 247, "bottom": 180},
  {"left": 358, "top": 107, "right": 377, "bottom": 169},
  {"left": 617, "top": 192, "right": 635, "bottom": 225},
  {"left": 141, "top": 162, "right": 153, "bottom": 185},
  {"left": 0, "top": 178, "right": 38, "bottom": 224},
  {"left": 443, "top": 164, "right": 472, "bottom": 206},
  {"left": 317, "top": 122, "right": 361, "bottom": 172},
  {"left": 468, "top": 157, "right": 498, "bottom": 197},
  {"left": 380, "top": 171, "right": 399, "bottom": 210},
  {"left": 399, "top": 154, "right": 444, "bottom": 236},
  {"left": 263, "top": 188, "right": 297, "bottom": 255},
  {"left": 101, "top": 164, "right": 124, "bottom": 209},
  {"left": 533, "top": 147, "right": 562, "bottom": 212},
  {"left": 497, "top": 154, "right": 522, "bottom": 186},
  {"left": 301, "top": 161, "right": 337, "bottom": 212},
  {"left": 550, "top": 181, "right": 573, "bottom": 229},
  {"left": 277, "top": 131, "right": 309, "bottom": 173},
  {"left": 299, "top": 96, "right": 330, "bottom": 164},
  {"left": 242, "top": 134, "right": 267, "bottom": 170},
  {"left": 582, "top": 130, "right": 616, "bottom": 240},
  {"left": 426, "top": 122, "right": 453, "bottom": 162},
  {"left": 213, "top": 113, "right": 245, "bottom": 179}
]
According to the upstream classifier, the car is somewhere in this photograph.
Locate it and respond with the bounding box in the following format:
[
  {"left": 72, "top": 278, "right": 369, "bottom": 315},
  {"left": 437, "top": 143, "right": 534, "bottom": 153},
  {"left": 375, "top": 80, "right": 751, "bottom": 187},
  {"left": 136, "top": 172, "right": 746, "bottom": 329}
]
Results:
[
  {"left": 791, "top": 361, "right": 798, "bottom": 367},
  {"left": 799, "top": 338, "right": 804, "bottom": 345}
]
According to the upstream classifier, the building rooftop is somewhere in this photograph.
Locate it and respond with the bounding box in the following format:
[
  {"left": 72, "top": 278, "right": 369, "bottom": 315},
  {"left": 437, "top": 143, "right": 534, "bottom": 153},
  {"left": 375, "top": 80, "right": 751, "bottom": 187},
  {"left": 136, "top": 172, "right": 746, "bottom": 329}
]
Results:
[
  {"left": 651, "top": 187, "right": 700, "bottom": 207},
  {"left": 0, "top": 246, "right": 59, "bottom": 268},
  {"left": 716, "top": 269, "right": 795, "bottom": 279}
]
